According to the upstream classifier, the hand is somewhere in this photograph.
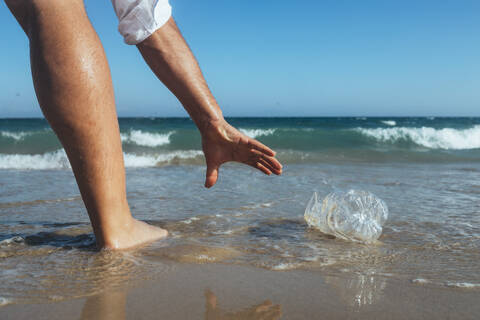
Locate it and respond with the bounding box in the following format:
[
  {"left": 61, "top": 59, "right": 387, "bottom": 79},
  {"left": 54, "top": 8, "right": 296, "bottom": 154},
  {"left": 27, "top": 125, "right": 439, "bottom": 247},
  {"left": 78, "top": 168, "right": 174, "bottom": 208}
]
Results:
[{"left": 201, "top": 119, "right": 283, "bottom": 188}]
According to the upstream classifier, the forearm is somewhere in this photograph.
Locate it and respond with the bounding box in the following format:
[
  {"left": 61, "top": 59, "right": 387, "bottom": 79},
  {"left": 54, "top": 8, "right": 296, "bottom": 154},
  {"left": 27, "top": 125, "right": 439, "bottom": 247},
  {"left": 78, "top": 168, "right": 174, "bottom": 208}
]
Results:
[{"left": 136, "top": 17, "right": 223, "bottom": 132}]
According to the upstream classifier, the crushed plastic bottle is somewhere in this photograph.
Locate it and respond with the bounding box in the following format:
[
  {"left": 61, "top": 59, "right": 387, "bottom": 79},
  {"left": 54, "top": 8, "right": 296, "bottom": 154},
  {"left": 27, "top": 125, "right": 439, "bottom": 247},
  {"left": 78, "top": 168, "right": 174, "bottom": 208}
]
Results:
[{"left": 304, "top": 190, "right": 388, "bottom": 243}]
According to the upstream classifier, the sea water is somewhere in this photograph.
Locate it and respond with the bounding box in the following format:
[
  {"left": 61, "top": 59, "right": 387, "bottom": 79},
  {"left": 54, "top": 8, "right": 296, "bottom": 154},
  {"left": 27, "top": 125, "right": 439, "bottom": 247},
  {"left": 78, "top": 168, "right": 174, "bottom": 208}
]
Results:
[{"left": 1, "top": 117, "right": 480, "bottom": 304}]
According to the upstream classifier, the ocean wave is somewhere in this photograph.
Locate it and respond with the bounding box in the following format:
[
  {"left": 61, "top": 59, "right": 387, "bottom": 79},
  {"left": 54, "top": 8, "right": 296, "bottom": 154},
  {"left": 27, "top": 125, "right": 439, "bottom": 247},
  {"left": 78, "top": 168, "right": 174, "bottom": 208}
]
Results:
[
  {"left": 356, "top": 125, "right": 480, "bottom": 150},
  {"left": 0, "top": 149, "right": 203, "bottom": 170},
  {"left": 1, "top": 131, "right": 32, "bottom": 141},
  {"left": 0, "top": 150, "right": 70, "bottom": 169},
  {"left": 381, "top": 120, "right": 396, "bottom": 126},
  {"left": 120, "top": 130, "right": 173, "bottom": 147},
  {"left": 239, "top": 128, "right": 276, "bottom": 138},
  {"left": 123, "top": 150, "right": 203, "bottom": 167}
]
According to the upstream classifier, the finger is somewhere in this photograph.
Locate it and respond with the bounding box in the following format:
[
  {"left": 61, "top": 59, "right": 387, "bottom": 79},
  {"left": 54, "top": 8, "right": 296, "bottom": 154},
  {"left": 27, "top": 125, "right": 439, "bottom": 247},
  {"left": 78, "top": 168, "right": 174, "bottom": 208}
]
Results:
[
  {"left": 252, "top": 150, "right": 283, "bottom": 170},
  {"left": 205, "top": 163, "right": 219, "bottom": 188},
  {"left": 259, "top": 158, "right": 281, "bottom": 175},
  {"left": 263, "top": 155, "right": 282, "bottom": 171},
  {"left": 247, "top": 138, "right": 276, "bottom": 157},
  {"left": 250, "top": 161, "right": 272, "bottom": 175}
]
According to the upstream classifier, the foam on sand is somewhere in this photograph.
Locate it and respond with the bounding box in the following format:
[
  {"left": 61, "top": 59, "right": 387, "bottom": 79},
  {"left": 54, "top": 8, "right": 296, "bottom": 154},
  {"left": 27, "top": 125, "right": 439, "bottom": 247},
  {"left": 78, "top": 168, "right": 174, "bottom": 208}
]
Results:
[
  {"left": 356, "top": 125, "right": 480, "bottom": 149},
  {"left": 411, "top": 278, "right": 430, "bottom": 284},
  {"left": 0, "top": 297, "right": 12, "bottom": 307},
  {"left": 444, "top": 282, "right": 480, "bottom": 289},
  {"left": 0, "top": 236, "right": 24, "bottom": 246},
  {"left": 271, "top": 262, "right": 303, "bottom": 271}
]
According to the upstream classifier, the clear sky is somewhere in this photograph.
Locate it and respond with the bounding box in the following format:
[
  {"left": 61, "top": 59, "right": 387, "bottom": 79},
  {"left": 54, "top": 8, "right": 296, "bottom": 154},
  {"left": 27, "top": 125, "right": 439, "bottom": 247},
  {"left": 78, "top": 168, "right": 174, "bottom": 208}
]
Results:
[{"left": 0, "top": 0, "right": 479, "bottom": 117}]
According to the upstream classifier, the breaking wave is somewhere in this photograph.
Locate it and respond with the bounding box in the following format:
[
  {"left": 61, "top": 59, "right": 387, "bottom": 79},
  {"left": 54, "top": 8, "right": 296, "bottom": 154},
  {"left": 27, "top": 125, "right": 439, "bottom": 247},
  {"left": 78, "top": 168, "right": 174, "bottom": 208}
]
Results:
[
  {"left": 123, "top": 150, "right": 203, "bottom": 167},
  {"left": 357, "top": 125, "right": 480, "bottom": 150},
  {"left": 381, "top": 120, "right": 396, "bottom": 126},
  {"left": 120, "top": 130, "right": 174, "bottom": 147},
  {"left": 239, "top": 128, "right": 276, "bottom": 138},
  {"left": 1, "top": 131, "right": 33, "bottom": 141},
  {"left": 0, "top": 150, "right": 70, "bottom": 169},
  {"left": 0, "top": 149, "right": 203, "bottom": 169}
]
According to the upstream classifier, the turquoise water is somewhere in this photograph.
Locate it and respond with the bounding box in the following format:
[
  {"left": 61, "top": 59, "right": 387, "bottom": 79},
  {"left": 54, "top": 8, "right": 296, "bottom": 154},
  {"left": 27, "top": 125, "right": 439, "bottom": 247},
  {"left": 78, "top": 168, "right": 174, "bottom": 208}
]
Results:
[
  {"left": 1, "top": 117, "right": 480, "bottom": 168},
  {"left": 1, "top": 117, "right": 479, "bottom": 306}
]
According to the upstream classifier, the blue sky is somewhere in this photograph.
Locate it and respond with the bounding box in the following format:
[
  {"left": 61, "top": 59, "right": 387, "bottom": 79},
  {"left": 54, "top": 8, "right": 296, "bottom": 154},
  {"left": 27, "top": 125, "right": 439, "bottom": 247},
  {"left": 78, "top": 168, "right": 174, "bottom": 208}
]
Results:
[{"left": 0, "top": 0, "right": 479, "bottom": 117}]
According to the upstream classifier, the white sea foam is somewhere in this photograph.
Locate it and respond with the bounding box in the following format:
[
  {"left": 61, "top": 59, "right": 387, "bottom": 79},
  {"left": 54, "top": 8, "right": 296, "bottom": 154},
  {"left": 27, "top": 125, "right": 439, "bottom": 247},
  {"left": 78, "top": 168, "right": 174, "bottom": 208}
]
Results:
[
  {"left": 0, "top": 150, "right": 70, "bottom": 169},
  {"left": 123, "top": 150, "right": 203, "bottom": 167},
  {"left": 381, "top": 120, "right": 396, "bottom": 126},
  {"left": 239, "top": 128, "right": 276, "bottom": 138},
  {"left": 411, "top": 278, "right": 430, "bottom": 284},
  {"left": 357, "top": 125, "right": 480, "bottom": 150},
  {"left": 1, "top": 131, "right": 31, "bottom": 141},
  {"left": 0, "top": 150, "right": 203, "bottom": 169},
  {"left": 0, "top": 297, "right": 12, "bottom": 307},
  {"left": 445, "top": 282, "right": 480, "bottom": 289},
  {"left": 121, "top": 130, "right": 173, "bottom": 147},
  {"left": 271, "top": 262, "right": 302, "bottom": 271},
  {"left": 0, "top": 236, "right": 24, "bottom": 245}
]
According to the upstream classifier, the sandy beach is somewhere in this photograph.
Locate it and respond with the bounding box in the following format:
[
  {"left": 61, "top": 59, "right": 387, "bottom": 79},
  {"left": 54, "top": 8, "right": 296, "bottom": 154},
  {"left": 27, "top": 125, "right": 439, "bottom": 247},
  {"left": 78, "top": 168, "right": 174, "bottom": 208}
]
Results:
[{"left": 2, "top": 262, "right": 480, "bottom": 320}]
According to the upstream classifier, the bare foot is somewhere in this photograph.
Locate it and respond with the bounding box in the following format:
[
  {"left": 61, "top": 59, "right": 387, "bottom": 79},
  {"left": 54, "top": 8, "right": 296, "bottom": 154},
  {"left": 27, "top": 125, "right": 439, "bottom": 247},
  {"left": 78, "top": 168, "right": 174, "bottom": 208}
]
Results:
[
  {"left": 201, "top": 119, "right": 283, "bottom": 188},
  {"left": 101, "top": 218, "right": 168, "bottom": 250}
]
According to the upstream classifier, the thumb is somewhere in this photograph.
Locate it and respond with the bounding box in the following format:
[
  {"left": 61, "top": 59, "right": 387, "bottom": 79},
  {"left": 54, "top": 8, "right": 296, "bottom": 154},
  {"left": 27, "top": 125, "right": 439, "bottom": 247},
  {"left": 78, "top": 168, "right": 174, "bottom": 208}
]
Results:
[{"left": 205, "top": 162, "right": 219, "bottom": 188}]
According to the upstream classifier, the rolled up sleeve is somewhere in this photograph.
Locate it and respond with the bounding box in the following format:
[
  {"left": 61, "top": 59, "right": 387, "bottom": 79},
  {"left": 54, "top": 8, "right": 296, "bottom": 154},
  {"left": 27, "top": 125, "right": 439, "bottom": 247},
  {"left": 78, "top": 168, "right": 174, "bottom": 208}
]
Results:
[{"left": 111, "top": 0, "right": 172, "bottom": 45}]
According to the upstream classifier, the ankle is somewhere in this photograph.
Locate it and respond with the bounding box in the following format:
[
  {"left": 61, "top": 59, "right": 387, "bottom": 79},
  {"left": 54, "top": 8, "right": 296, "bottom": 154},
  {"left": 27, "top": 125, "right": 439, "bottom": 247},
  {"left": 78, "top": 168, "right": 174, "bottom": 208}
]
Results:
[
  {"left": 96, "top": 218, "right": 168, "bottom": 250},
  {"left": 92, "top": 211, "right": 136, "bottom": 249},
  {"left": 98, "top": 219, "right": 135, "bottom": 249}
]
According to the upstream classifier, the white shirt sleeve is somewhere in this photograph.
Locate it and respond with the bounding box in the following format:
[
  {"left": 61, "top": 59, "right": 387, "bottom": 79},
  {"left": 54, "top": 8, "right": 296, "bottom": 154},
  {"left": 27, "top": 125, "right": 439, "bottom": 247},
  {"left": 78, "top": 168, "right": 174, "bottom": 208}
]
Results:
[{"left": 111, "top": 0, "right": 172, "bottom": 45}]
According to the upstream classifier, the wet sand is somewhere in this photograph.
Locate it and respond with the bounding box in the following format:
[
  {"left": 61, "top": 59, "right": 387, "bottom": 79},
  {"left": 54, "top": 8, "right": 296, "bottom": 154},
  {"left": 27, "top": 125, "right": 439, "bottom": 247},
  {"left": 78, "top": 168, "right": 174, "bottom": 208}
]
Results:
[{"left": 2, "top": 262, "right": 479, "bottom": 320}]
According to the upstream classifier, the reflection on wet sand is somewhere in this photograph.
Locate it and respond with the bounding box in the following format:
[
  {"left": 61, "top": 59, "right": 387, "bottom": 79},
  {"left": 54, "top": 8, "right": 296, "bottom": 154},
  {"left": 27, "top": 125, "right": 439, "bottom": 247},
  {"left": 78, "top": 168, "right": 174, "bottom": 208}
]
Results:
[
  {"left": 78, "top": 251, "right": 136, "bottom": 320},
  {"left": 79, "top": 290, "right": 127, "bottom": 320},
  {"left": 325, "top": 272, "right": 387, "bottom": 308},
  {"left": 205, "top": 289, "right": 282, "bottom": 320},
  {"left": 78, "top": 288, "right": 282, "bottom": 320}
]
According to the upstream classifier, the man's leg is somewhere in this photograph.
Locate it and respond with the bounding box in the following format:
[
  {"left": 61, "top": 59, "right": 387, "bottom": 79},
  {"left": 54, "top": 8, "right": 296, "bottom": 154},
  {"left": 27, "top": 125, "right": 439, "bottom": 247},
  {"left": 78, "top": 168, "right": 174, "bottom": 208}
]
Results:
[{"left": 6, "top": 0, "right": 167, "bottom": 249}]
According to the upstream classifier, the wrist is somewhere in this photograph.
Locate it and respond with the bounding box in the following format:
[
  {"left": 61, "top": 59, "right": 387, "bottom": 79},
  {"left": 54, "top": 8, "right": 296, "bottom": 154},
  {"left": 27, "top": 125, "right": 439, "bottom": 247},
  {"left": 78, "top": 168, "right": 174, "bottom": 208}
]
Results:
[{"left": 196, "top": 114, "right": 225, "bottom": 135}]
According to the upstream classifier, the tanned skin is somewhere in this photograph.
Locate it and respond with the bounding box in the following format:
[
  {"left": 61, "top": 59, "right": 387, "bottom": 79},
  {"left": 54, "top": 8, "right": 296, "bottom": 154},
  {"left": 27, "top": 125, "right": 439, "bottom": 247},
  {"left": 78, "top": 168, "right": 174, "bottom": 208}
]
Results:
[{"left": 5, "top": 0, "right": 282, "bottom": 249}]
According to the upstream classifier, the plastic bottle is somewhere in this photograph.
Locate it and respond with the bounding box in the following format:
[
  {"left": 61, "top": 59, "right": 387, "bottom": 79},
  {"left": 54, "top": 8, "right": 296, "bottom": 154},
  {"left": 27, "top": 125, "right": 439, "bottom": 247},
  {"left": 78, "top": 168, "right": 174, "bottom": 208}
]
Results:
[{"left": 304, "top": 190, "right": 388, "bottom": 243}]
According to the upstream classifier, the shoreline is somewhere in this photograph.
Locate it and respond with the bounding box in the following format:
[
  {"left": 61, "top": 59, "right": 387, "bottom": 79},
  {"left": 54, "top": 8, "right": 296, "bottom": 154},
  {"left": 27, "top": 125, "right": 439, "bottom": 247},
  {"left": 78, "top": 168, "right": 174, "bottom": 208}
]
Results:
[{"left": 2, "top": 262, "right": 479, "bottom": 319}]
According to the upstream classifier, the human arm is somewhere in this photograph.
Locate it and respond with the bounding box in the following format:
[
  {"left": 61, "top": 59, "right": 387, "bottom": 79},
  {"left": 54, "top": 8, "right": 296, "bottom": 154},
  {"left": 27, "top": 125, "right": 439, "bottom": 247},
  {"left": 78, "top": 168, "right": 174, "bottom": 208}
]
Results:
[
  {"left": 136, "top": 18, "right": 282, "bottom": 187},
  {"left": 110, "top": 1, "right": 282, "bottom": 187}
]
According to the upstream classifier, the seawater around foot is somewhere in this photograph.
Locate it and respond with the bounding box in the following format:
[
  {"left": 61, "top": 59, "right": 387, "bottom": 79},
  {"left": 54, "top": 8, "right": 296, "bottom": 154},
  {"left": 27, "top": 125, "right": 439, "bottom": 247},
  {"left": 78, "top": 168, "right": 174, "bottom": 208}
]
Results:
[
  {"left": 1, "top": 163, "right": 480, "bottom": 306},
  {"left": 102, "top": 219, "right": 168, "bottom": 250}
]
